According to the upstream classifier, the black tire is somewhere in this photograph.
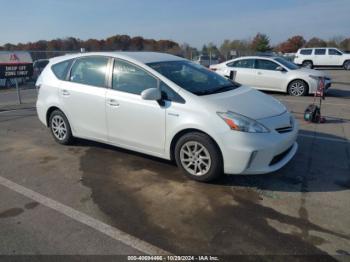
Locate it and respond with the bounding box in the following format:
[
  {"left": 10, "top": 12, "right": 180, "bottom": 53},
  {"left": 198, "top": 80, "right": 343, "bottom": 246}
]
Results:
[
  {"left": 344, "top": 60, "right": 350, "bottom": 70},
  {"left": 287, "top": 80, "right": 308, "bottom": 96},
  {"left": 174, "top": 132, "right": 223, "bottom": 182},
  {"left": 49, "top": 110, "right": 74, "bottom": 145},
  {"left": 302, "top": 60, "right": 313, "bottom": 69}
]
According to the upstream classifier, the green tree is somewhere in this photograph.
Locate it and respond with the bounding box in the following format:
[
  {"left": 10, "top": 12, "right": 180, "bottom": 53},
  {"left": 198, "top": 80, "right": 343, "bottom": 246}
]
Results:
[{"left": 251, "top": 33, "right": 271, "bottom": 52}]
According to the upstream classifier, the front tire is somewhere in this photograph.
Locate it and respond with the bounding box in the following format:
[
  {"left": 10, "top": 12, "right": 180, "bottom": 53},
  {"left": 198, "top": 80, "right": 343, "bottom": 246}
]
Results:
[
  {"left": 344, "top": 60, "right": 350, "bottom": 70},
  {"left": 288, "top": 80, "right": 308, "bottom": 96},
  {"left": 49, "top": 110, "right": 74, "bottom": 145},
  {"left": 174, "top": 132, "right": 222, "bottom": 182},
  {"left": 302, "top": 61, "right": 313, "bottom": 69}
]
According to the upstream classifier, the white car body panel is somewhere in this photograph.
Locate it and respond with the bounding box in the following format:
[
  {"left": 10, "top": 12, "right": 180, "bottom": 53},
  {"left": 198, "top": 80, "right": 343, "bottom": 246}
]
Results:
[
  {"left": 36, "top": 52, "right": 299, "bottom": 175},
  {"left": 211, "top": 56, "right": 332, "bottom": 95}
]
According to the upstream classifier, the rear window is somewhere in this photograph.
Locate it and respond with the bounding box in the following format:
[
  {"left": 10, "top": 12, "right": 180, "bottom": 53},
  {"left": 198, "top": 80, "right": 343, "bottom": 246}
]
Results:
[
  {"left": 315, "top": 49, "right": 326, "bottom": 55},
  {"left": 52, "top": 60, "right": 72, "bottom": 80},
  {"left": 300, "top": 49, "right": 312, "bottom": 55}
]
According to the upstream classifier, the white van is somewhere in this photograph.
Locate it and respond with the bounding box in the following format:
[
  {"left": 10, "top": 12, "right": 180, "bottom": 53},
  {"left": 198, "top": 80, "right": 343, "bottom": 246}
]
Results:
[{"left": 294, "top": 48, "right": 350, "bottom": 70}]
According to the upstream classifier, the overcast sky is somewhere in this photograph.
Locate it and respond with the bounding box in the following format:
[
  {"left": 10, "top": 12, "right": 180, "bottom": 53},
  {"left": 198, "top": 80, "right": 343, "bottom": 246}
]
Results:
[{"left": 0, "top": 0, "right": 349, "bottom": 48}]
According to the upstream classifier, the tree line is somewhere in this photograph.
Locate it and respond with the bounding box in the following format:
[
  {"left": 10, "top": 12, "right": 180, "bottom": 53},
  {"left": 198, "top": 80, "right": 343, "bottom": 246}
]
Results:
[{"left": 1, "top": 33, "right": 349, "bottom": 60}]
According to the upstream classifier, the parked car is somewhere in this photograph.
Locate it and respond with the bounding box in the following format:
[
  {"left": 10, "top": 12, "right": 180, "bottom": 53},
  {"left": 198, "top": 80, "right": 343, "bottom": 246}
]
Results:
[
  {"left": 32, "top": 59, "right": 50, "bottom": 80},
  {"left": 194, "top": 55, "right": 219, "bottom": 67},
  {"left": 210, "top": 56, "right": 332, "bottom": 96},
  {"left": 294, "top": 47, "right": 350, "bottom": 70},
  {"left": 36, "top": 52, "right": 298, "bottom": 182}
]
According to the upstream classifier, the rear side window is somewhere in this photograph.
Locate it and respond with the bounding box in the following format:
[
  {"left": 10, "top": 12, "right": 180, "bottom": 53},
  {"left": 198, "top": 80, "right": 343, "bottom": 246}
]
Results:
[
  {"left": 300, "top": 49, "right": 312, "bottom": 55},
  {"left": 112, "top": 59, "right": 157, "bottom": 95},
  {"left": 255, "top": 59, "right": 279, "bottom": 70},
  {"left": 315, "top": 49, "right": 326, "bottom": 55},
  {"left": 70, "top": 56, "right": 109, "bottom": 87},
  {"left": 52, "top": 60, "right": 72, "bottom": 80},
  {"left": 227, "top": 59, "right": 255, "bottom": 69}
]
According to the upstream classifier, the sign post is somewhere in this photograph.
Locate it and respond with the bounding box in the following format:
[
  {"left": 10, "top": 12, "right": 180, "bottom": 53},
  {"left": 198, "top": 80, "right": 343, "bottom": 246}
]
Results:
[
  {"left": 15, "top": 78, "right": 22, "bottom": 104},
  {"left": 0, "top": 51, "right": 33, "bottom": 104}
]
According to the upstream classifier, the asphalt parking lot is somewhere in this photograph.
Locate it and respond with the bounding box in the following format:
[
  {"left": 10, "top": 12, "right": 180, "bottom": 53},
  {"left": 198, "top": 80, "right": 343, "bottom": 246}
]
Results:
[{"left": 0, "top": 70, "right": 349, "bottom": 260}]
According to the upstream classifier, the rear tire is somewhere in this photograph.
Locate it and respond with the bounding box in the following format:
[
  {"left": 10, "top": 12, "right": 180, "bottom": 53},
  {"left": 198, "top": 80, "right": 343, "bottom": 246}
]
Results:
[
  {"left": 344, "top": 60, "right": 350, "bottom": 70},
  {"left": 49, "top": 110, "right": 74, "bottom": 145},
  {"left": 288, "top": 80, "right": 308, "bottom": 96},
  {"left": 302, "top": 61, "right": 313, "bottom": 69},
  {"left": 175, "top": 132, "right": 223, "bottom": 182}
]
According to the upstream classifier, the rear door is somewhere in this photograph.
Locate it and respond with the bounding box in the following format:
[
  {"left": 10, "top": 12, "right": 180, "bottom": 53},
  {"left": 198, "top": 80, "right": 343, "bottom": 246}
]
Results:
[
  {"left": 226, "top": 59, "right": 256, "bottom": 86},
  {"left": 58, "top": 56, "right": 109, "bottom": 141}
]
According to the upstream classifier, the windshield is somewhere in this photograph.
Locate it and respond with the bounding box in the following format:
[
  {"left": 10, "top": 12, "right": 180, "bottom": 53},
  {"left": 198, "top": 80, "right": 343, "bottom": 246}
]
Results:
[
  {"left": 147, "top": 60, "right": 239, "bottom": 96},
  {"left": 274, "top": 57, "right": 299, "bottom": 70}
]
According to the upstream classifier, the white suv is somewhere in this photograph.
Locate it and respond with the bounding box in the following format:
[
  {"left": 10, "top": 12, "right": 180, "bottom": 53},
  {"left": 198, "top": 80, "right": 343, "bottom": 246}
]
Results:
[{"left": 294, "top": 48, "right": 350, "bottom": 70}]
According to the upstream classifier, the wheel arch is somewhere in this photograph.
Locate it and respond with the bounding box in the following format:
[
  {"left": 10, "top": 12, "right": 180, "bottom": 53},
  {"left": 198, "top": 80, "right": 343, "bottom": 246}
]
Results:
[
  {"left": 46, "top": 106, "right": 68, "bottom": 127},
  {"left": 169, "top": 128, "right": 223, "bottom": 163},
  {"left": 302, "top": 59, "right": 313, "bottom": 65}
]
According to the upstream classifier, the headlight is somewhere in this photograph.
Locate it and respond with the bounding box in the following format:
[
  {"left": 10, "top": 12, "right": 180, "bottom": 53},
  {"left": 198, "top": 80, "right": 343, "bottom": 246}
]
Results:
[
  {"left": 217, "top": 111, "right": 270, "bottom": 133},
  {"left": 309, "top": 75, "right": 323, "bottom": 81}
]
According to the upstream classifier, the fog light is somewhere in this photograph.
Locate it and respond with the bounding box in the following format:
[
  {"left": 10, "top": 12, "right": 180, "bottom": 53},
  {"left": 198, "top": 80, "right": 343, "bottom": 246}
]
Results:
[{"left": 246, "top": 151, "right": 258, "bottom": 169}]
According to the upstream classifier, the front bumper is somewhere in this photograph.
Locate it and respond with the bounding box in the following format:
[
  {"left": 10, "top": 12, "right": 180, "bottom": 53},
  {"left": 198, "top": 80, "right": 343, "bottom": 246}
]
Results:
[
  {"left": 219, "top": 113, "right": 299, "bottom": 175},
  {"left": 309, "top": 78, "right": 332, "bottom": 94}
]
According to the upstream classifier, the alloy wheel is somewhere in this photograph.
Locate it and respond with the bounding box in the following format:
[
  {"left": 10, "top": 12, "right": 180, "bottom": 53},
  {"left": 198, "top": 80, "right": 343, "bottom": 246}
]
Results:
[
  {"left": 290, "top": 81, "right": 305, "bottom": 96},
  {"left": 51, "top": 115, "right": 67, "bottom": 141},
  {"left": 180, "top": 141, "right": 211, "bottom": 176}
]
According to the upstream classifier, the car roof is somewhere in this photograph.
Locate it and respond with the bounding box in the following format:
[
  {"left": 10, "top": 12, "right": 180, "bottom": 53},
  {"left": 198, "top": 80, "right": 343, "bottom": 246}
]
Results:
[
  {"left": 226, "top": 56, "right": 279, "bottom": 62},
  {"left": 49, "top": 51, "right": 185, "bottom": 65}
]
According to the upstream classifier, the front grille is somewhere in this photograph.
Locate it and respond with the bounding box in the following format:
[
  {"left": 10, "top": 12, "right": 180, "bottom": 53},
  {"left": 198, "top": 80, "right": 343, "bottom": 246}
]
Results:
[
  {"left": 276, "top": 126, "right": 293, "bottom": 133},
  {"left": 269, "top": 146, "right": 293, "bottom": 166}
]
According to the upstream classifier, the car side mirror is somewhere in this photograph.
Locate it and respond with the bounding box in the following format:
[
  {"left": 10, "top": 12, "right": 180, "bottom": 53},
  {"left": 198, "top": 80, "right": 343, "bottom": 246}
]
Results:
[
  {"left": 276, "top": 66, "right": 285, "bottom": 72},
  {"left": 141, "top": 88, "right": 162, "bottom": 101}
]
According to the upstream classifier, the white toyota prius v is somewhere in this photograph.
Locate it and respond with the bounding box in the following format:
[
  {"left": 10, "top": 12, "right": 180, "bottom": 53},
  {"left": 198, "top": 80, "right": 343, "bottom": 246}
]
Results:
[{"left": 36, "top": 52, "right": 299, "bottom": 182}]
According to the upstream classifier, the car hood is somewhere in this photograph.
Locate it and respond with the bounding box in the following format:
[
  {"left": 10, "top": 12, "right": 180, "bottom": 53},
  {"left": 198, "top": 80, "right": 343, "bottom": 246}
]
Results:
[
  {"left": 201, "top": 86, "right": 287, "bottom": 120},
  {"left": 297, "top": 68, "right": 330, "bottom": 78}
]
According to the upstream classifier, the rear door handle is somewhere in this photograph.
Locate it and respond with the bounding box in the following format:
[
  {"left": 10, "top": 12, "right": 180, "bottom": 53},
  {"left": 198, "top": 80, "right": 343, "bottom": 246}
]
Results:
[
  {"left": 257, "top": 72, "right": 262, "bottom": 75},
  {"left": 107, "top": 99, "right": 120, "bottom": 107},
  {"left": 61, "top": 89, "right": 70, "bottom": 96}
]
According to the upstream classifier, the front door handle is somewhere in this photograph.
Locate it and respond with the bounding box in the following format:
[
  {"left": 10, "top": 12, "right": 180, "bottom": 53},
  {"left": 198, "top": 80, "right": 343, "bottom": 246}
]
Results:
[
  {"left": 257, "top": 72, "right": 262, "bottom": 75},
  {"left": 107, "top": 99, "right": 120, "bottom": 107},
  {"left": 61, "top": 89, "right": 70, "bottom": 96}
]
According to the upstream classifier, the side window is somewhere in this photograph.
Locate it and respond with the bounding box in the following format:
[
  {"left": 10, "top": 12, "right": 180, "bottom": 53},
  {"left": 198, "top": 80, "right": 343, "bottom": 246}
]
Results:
[
  {"left": 160, "top": 82, "right": 185, "bottom": 103},
  {"left": 113, "top": 59, "right": 157, "bottom": 95},
  {"left": 70, "top": 56, "right": 109, "bottom": 87},
  {"left": 300, "top": 49, "right": 312, "bottom": 55},
  {"left": 329, "top": 49, "right": 342, "bottom": 55},
  {"left": 255, "top": 59, "right": 279, "bottom": 70},
  {"left": 52, "top": 60, "right": 72, "bottom": 80},
  {"left": 315, "top": 49, "right": 326, "bottom": 55},
  {"left": 227, "top": 59, "right": 254, "bottom": 68}
]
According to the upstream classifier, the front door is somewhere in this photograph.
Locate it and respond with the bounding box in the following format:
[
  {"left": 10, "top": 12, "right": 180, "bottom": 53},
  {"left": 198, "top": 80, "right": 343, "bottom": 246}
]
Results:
[
  {"left": 254, "top": 59, "right": 286, "bottom": 91},
  {"left": 106, "top": 59, "right": 166, "bottom": 155}
]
